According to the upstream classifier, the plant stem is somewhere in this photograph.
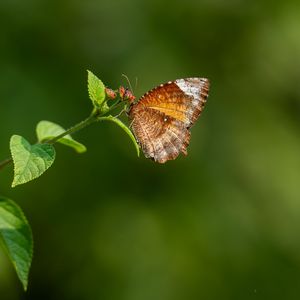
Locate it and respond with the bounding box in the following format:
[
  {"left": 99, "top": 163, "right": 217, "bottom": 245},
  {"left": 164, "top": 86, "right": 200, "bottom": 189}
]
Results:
[
  {"left": 46, "top": 112, "right": 98, "bottom": 144},
  {"left": 0, "top": 110, "right": 100, "bottom": 171},
  {"left": 103, "top": 100, "right": 123, "bottom": 115}
]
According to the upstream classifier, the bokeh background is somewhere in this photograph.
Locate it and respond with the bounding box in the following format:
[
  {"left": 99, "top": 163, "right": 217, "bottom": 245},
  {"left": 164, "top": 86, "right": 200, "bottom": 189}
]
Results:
[{"left": 1, "top": 0, "right": 300, "bottom": 299}]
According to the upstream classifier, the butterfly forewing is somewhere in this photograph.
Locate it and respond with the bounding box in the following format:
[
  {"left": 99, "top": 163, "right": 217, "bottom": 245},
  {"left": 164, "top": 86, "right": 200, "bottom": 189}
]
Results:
[{"left": 129, "top": 78, "right": 209, "bottom": 163}]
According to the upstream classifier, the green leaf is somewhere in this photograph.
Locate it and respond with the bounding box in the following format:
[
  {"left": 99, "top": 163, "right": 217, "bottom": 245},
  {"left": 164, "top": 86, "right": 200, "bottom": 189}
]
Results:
[
  {"left": 36, "top": 120, "right": 87, "bottom": 153},
  {"left": 0, "top": 196, "right": 33, "bottom": 290},
  {"left": 87, "top": 70, "right": 107, "bottom": 111},
  {"left": 99, "top": 116, "right": 140, "bottom": 157},
  {"left": 10, "top": 135, "right": 56, "bottom": 187}
]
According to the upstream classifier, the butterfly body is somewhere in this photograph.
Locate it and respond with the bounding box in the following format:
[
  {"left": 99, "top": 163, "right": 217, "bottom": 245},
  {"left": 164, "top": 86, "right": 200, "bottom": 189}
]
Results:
[{"left": 129, "top": 78, "right": 209, "bottom": 163}]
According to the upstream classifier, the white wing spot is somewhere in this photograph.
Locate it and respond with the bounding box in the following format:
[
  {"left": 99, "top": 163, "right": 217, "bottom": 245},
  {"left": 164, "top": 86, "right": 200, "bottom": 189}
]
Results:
[{"left": 175, "top": 79, "right": 200, "bottom": 104}]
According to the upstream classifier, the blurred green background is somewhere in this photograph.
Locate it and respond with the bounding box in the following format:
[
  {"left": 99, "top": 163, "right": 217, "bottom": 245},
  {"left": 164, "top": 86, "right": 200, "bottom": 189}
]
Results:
[{"left": 1, "top": 0, "right": 300, "bottom": 299}]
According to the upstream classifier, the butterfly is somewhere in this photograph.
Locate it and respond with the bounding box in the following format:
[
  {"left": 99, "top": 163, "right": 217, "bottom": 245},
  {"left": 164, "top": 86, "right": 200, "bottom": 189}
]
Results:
[{"left": 128, "top": 78, "right": 209, "bottom": 163}]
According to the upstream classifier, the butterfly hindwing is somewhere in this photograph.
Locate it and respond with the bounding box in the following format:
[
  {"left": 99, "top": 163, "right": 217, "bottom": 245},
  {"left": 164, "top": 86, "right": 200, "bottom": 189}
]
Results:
[{"left": 130, "top": 107, "right": 190, "bottom": 163}]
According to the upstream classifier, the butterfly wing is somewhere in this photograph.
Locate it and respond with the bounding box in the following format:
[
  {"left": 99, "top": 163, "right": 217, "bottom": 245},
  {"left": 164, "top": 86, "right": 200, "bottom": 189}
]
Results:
[{"left": 129, "top": 78, "right": 209, "bottom": 163}]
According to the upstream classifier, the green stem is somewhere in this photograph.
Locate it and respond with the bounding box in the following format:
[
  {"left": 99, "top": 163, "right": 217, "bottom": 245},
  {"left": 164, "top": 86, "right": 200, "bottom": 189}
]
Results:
[
  {"left": 0, "top": 98, "right": 129, "bottom": 171},
  {"left": 104, "top": 100, "right": 123, "bottom": 115},
  {"left": 46, "top": 112, "right": 98, "bottom": 144},
  {"left": 0, "top": 110, "right": 100, "bottom": 171}
]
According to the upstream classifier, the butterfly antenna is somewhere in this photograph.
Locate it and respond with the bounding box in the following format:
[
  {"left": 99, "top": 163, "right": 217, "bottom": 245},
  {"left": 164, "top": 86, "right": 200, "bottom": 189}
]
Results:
[{"left": 121, "top": 74, "right": 134, "bottom": 93}]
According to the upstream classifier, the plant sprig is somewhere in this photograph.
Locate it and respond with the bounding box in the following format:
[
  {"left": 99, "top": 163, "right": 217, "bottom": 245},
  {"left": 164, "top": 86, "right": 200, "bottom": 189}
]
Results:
[{"left": 0, "top": 70, "right": 139, "bottom": 290}]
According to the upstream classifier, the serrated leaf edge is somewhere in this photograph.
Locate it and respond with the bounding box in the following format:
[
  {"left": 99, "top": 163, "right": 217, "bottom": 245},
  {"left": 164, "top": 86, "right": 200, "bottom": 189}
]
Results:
[{"left": 87, "top": 70, "right": 106, "bottom": 109}]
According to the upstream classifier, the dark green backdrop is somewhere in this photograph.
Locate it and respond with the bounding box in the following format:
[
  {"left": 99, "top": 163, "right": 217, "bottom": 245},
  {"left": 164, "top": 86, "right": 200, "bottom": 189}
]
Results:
[{"left": 1, "top": 0, "right": 300, "bottom": 299}]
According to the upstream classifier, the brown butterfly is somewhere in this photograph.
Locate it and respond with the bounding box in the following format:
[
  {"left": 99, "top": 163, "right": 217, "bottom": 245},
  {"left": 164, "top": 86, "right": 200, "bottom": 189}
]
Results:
[{"left": 128, "top": 78, "right": 210, "bottom": 163}]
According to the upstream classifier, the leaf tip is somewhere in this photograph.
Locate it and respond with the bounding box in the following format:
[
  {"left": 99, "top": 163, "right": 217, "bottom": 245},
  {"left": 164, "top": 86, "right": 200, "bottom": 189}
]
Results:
[
  {"left": 77, "top": 145, "right": 87, "bottom": 154},
  {"left": 22, "top": 280, "right": 28, "bottom": 291},
  {"left": 87, "top": 69, "right": 92, "bottom": 78},
  {"left": 11, "top": 176, "right": 21, "bottom": 188}
]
